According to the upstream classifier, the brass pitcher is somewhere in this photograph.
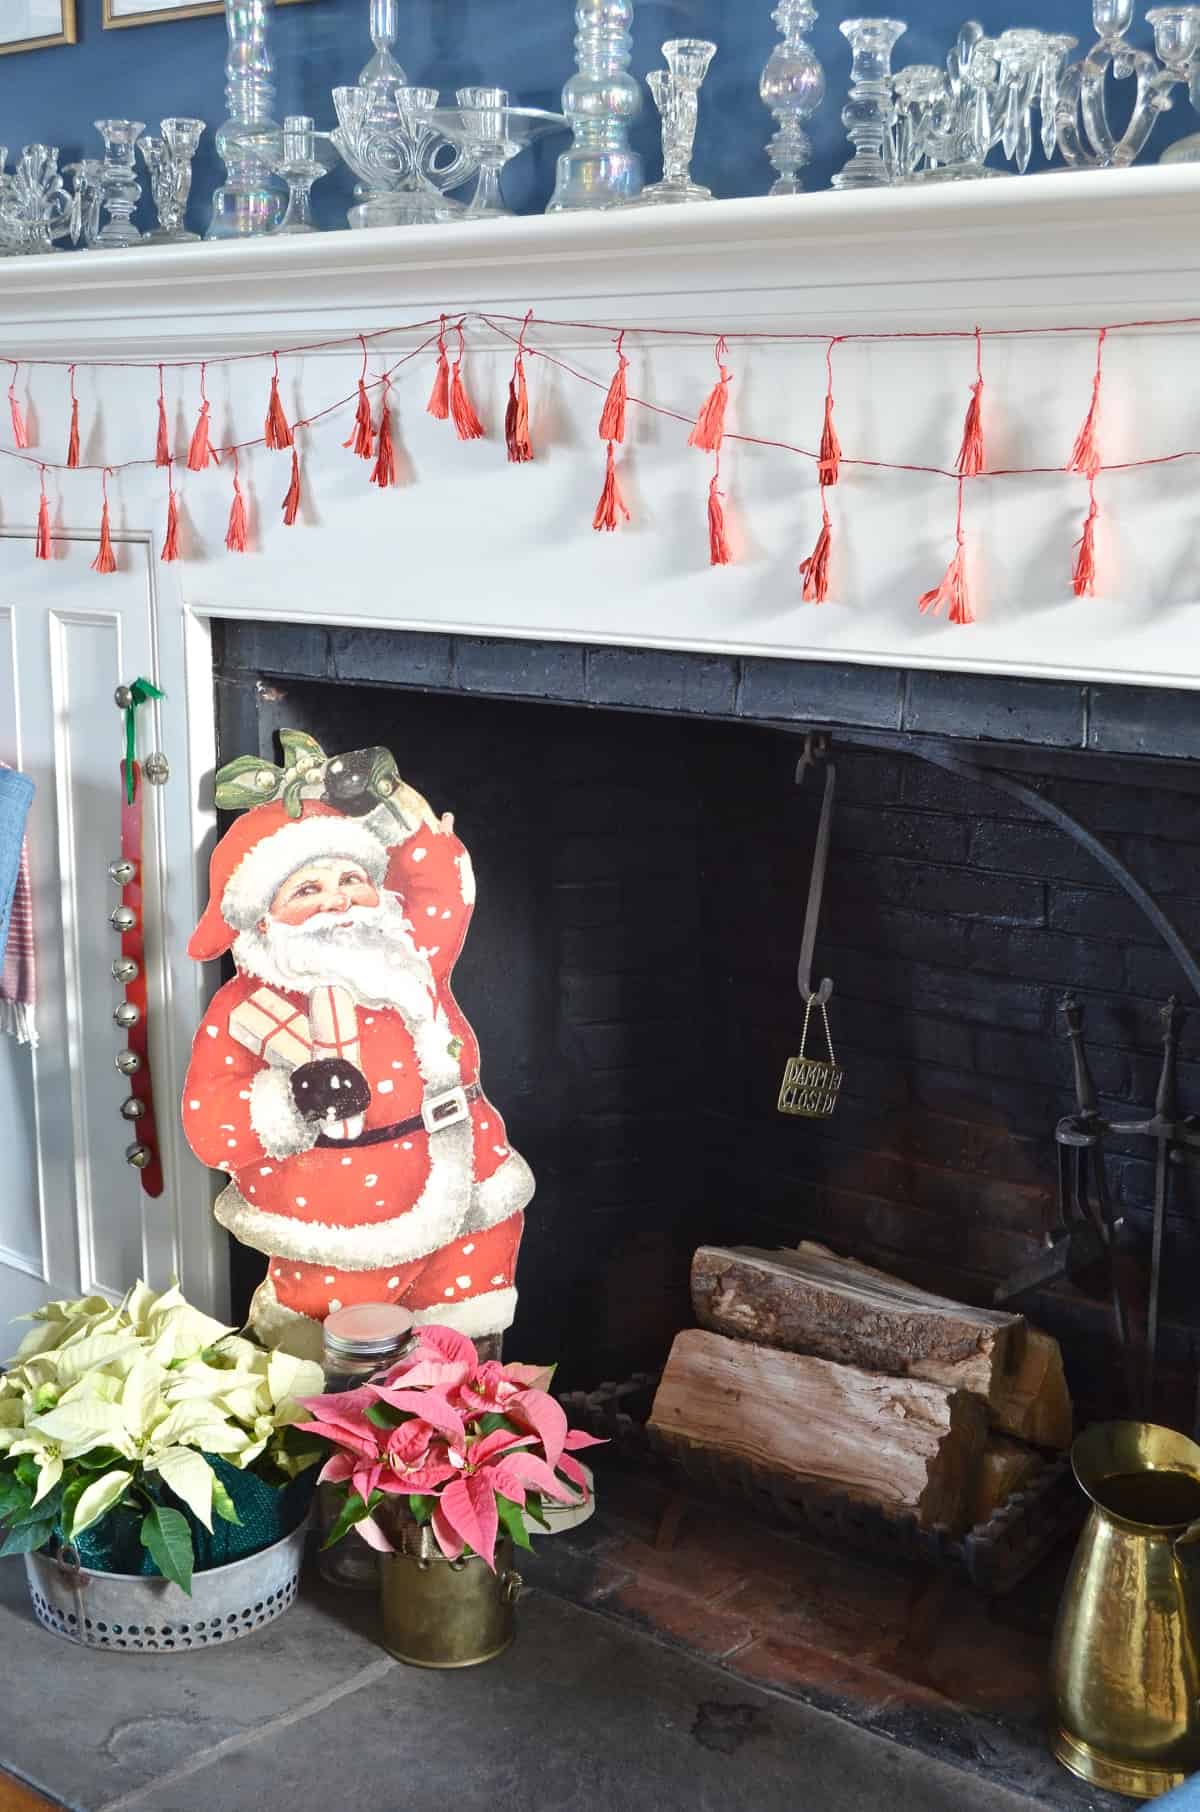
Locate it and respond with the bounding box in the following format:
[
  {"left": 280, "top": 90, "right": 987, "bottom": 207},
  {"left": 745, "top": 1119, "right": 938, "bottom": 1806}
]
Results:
[
  {"left": 378, "top": 1521, "right": 522, "bottom": 1669},
  {"left": 1052, "top": 1421, "right": 1200, "bottom": 1798}
]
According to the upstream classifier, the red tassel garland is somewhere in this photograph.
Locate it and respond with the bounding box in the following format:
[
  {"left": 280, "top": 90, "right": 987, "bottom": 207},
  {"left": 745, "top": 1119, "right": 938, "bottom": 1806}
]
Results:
[
  {"left": 282, "top": 449, "right": 302, "bottom": 525},
  {"left": 9, "top": 380, "right": 28, "bottom": 450},
  {"left": 66, "top": 399, "right": 80, "bottom": 469},
  {"left": 427, "top": 321, "right": 451, "bottom": 420},
  {"left": 265, "top": 361, "right": 293, "bottom": 450},
  {"left": 707, "top": 470, "right": 732, "bottom": 567},
  {"left": 161, "top": 483, "right": 181, "bottom": 564},
  {"left": 35, "top": 477, "right": 50, "bottom": 562},
  {"left": 450, "top": 354, "right": 484, "bottom": 442},
  {"left": 505, "top": 356, "right": 532, "bottom": 464},
  {"left": 92, "top": 482, "right": 117, "bottom": 575},
  {"left": 957, "top": 379, "right": 985, "bottom": 478},
  {"left": 799, "top": 506, "right": 832, "bottom": 604},
  {"left": 155, "top": 393, "right": 170, "bottom": 467},
  {"left": 187, "top": 399, "right": 219, "bottom": 470},
  {"left": 226, "top": 469, "right": 248, "bottom": 554},
  {"left": 344, "top": 380, "right": 374, "bottom": 460},
  {"left": 371, "top": 386, "right": 396, "bottom": 488},
  {"left": 1072, "top": 496, "right": 1098, "bottom": 598},
  {"left": 592, "top": 441, "right": 630, "bottom": 533},
  {"left": 917, "top": 541, "right": 972, "bottom": 625},
  {"left": 817, "top": 395, "right": 841, "bottom": 489},
  {"left": 1068, "top": 329, "right": 1105, "bottom": 479},
  {"left": 688, "top": 343, "right": 731, "bottom": 453},
  {"left": 598, "top": 339, "right": 629, "bottom": 445}
]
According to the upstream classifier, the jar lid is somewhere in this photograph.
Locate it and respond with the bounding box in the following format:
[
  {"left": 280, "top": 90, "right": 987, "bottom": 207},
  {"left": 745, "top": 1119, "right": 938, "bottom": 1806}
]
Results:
[{"left": 322, "top": 1301, "right": 416, "bottom": 1359}]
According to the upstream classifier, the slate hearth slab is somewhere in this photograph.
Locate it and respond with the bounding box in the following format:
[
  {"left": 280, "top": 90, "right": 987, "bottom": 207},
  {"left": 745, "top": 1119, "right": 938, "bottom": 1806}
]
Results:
[{"left": 93, "top": 1591, "right": 1045, "bottom": 1812}]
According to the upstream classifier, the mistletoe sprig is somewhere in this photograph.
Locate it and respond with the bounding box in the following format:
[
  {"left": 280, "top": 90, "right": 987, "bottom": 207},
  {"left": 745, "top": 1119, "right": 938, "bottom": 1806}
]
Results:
[{"left": 214, "top": 729, "right": 329, "bottom": 818}]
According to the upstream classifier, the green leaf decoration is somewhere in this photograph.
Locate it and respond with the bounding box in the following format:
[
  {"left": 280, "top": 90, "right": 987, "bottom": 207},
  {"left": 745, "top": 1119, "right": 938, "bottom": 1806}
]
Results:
[
  {"left": 70, "top": 1469, "right": 134, "bottom": 1539},
  {"left": 364, "top": 1401, "right": 408, "bottom": 1431},
  {"left": 59, "top": 1476, "right": 87, "bottom": 1535},
  {"left": 406, "top": 1493, "right": 436, "bottom": 1525},
  {"left": 0, "top": 1517, "right": 56, "bottom": 1558},
  {"left": 281, "top": 777, "right": 305, "bottom": 820},
  {"left": 525, "top": 1491, "right": 549, "bottom": 1530},
  {"left": 278, "top": 730, "right": 327, "bottom": 772},
  {"left": 320, "top": 1490, "right": 372, "bottom": 1551},
  {"left": 211, "top": 1475, "right": 242, "bottom": 1527},
  {"left": 213, "top": 755, "right": 287, "bottom": 813},
  {"left": 7, "top": 1480, "right": 63, "bottom": 1528},
  {"left": 76, "top": 1445, "right": 126, "bottom": 1472},
  {"left": 476, "top": 1412, "right": 522, "bottom": 1437},
  {"left": 140, "top": 1504, "right": 194, "bottom": 1595},
  {"left": 14, "top": 1456, "right": 38, "bottom": 1488},
  {"left": 495, "top": 1491, "right": 533, "bottom": 1553},
  {"left": 0, "top": 1473, "right": 33, "bottom": 1522}
]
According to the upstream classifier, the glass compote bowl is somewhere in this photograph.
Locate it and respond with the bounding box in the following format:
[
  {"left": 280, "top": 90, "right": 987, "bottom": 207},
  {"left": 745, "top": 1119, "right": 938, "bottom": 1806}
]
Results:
[
  {"left": 268, "top": 115, "right": 338, "bottom": 233},
  {"left": 429, "top": 88, "right": 568, "bottom": 220},
  {"left": 331, "top": 82, "right": 476, "bottom": 227}
]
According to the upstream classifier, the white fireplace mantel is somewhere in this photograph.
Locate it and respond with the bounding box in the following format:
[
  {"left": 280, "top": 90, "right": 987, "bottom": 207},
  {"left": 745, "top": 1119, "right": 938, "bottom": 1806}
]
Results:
[{"left": 4, "top": 170, "right": 1200, "bottom": 1334}]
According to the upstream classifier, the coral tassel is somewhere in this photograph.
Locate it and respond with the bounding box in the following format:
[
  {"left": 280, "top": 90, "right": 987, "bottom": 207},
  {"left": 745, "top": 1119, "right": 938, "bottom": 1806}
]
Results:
[
  {"left": 155, "top": 392, "right": 170, "bottom": 467},
  {"left": 818, "top": 395, "right": 841, "bottom": 488},
  {"left": 370, "top": 391, "right": 396, "bottom": 489},
  {"left": 265, "top": 367, "right": 293, "bottom": 451},
  {"left": 188, "top": 401, "right": 219, "bottom": 470},
  {"left": 505, "top": 356, "right": 532, "bottom": 464},
  {"left": 598, "top": 348, "right": 629, "bottom": 445},
  {"left": 282, "top": 448, "right": 302, "bottom": 524},
  {"left": 592, "top": 442, "right": 629, "bottom": 533},
  {"left": 799, "top": 507, "right": 832, "bottom": 603},
  {"left": 1072, "top": 497, "right": 1098, "bottom": 598},
  {"left": 9, "top": 385, "right": 28, "bottom": 450},
  {"left": 161, "top": 486, "right": 181, "bottom": 564},
  {"left": 66, "top": 397, "right": 80, "bottom": 469},
  {"left": 92, "top": 497, "right": 117, "bottom": 575},
  {"left": 34, "top": 485, "right": 50, "bottom": 562},
  {"left": 226, "top": 476, "right": 248, "bottom": 553},
  {"left": 1068, "top": 388, "right": 1101, "bottom": 479},
  {"left": 957, "top": 378, "right": 985, "bottom": 478},
  {"left": 918, "top": 541, "right": 972, "bottom": 625},
  {"left": 707, "top": 471, "right": 732, "bottom": 566},
  {"left": 450, "top": 358, "right": 484, "bottom": 442},
  {"left": 343, "top": 379, "right": 374, "bottom": 460},
  {"left": 427, "top": 327, "right": 451, "bottom": 420},
  {"left": 688, "top": 361, "right": 731, "bottom": 453}
]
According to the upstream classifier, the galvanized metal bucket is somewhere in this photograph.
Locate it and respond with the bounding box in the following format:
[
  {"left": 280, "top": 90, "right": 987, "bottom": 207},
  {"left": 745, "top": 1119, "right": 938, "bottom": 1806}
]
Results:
[
  {"left": 23, "top": 1520, "right": 307, "bottom": 1652},
  {"left": 378, "top": 1521, "right": 522, "bottom": 1668}
]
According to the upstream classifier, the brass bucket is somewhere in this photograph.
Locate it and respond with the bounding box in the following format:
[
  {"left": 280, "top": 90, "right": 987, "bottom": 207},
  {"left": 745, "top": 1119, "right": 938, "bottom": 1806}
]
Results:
[
  {"left": 378, "top": 1521, "right": 522, "bottom": 1669},
  {"left": 1052, "top": 1421, "right": 1200, "bottom": 1799}
]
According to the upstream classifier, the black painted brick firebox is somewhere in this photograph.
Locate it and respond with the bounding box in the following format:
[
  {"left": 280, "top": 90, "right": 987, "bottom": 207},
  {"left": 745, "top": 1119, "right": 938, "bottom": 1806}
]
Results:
[{"left": 211, "top": 624, "right": 1200, "bottom": 1420}]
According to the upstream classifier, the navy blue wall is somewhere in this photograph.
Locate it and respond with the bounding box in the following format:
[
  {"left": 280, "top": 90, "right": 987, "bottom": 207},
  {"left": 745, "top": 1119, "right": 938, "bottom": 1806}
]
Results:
[{"left": 0, "top": 0, "right": 1185, "bottom": 239}]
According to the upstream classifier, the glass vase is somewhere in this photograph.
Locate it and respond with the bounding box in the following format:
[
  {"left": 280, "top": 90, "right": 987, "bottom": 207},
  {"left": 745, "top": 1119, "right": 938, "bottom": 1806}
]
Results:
[
  {"left": 760, "top": 1, "right": 826, "bottom": 194},
  {"left": 138, "top": 117, "right": 204, "bottom": 244},
  {"left": 93, "top": 120, "right": 145, "bottom": 248},
  {"left": 630, "top": 38, "right": 716, "bottom": 206},
  {"left": 207, "top": 0, "right": 286, "bottom": 240},
  {"left": 546, "top": 0, "right": 643, "bottom": 211},
  {"left": 831, "top": 17, "right": 905, "bottom": 189}
]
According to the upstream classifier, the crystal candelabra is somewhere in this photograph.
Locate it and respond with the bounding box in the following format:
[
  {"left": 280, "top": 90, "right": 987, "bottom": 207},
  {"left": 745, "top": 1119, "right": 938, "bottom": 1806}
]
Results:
[
  {"left": 92, "top": 120, "right": 145, "bottom": 248},
  {"left": 331, "top": 84, "right": 476, "bottom": 228},
  {"left": 138, "top": 118, "right": 205, "bottom": 244},
  {"left": 268, "top": 116, "right": 338, "bottom": 234},
  {"left": 631, "top": 38, "right": 716, "bottom": 205},
  {"left": 431, "top": 88, "right": 569, "bottom": 220},
  {"left": 832, "top": 17, "right": 907, "bottom": 188},
  {"left": 759, "top": 1, "right": 826, "bottom": 193},
  {"left": 208, "top": 0, "right": 286, "bottom": 239},
  {"left": 546, "top": 0, "right": 643, "bottom": 211},
  {"left": 1056, "top": 0, "right": 1200, "bottom": 167},
  {"left": 0, "top": 146, "right": 74, "bottom": 255}
]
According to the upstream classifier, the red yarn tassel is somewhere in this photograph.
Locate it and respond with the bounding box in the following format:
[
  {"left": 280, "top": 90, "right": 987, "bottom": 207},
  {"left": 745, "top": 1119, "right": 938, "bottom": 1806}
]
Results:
[
  {"left": 161, "top": 485, "right": 181, "bottom": 564},
  {"left": 92, "top": 494, "right": 117, "bottom": 575},
  {"left": 34, "top": 482, "right": 50, "bottom": 562},
  {"left": 799, "top": 506, "right": 832, "bottom": 603},
  {"left": 282, "top": 448, "right": 302, "bottom": 525},
  {"left": 450, "top": 356, "right": 484, "bottom": 442},
  {"left": 818, "top": 395, "right": 841, "bottom": 488},
  {"left": 370, "top": 389, "right": 396, "bottom": 489},
  {"left": 225, "top": 473, "right": 248, "bottom": 553},
  {"left": 188, "top": 401, "right": 219, "bottom": 471},
  {"left": 688, "top": 351, "right": 731, "bottom": 453},
  {"left": 592, "top": 441, "right": 630, "bottom": 533},
  {"left": 957, "top": 378, "right": 985, "bottom": 478},
  {"left": 918, "top": 541, "right": 972, "bottom": 625},
  {"left": 343, "top": 379, "right": 374, "bottom": 460},
  {"left": 1072, "top": 496, "right": 1098, "bottom": 598},
  {"left": 598, "top": 342, "right": 629, "bottom": 445},
  {"left": 264, "top": 365, "right": 293, "bottom": 451},
  {"left": 1068, "top": 330, "right": 1105, "bottom": 479},
  {"left": 155, "top": 392, "right": 170, "bottom": 467},
  {"left": 707, "top": 471, "right": 732, "bottom": 567},
  {"left": 66, "top": 397, "right": 80, "bottom": 470},
  {"left": 9, "top": 383, "right": 28, "bottom": 450},
  {"left": 505, "top": 355, "right": 532, "bottom": 464},
  {"left": 427, "top": 338, "right": 450, "bottom": 420}
]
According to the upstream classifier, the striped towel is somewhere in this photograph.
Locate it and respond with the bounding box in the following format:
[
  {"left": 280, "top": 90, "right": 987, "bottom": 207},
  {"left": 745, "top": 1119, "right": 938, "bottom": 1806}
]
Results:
[{"left": 0, "top": 765, "right": 36, "bottom": 1046}]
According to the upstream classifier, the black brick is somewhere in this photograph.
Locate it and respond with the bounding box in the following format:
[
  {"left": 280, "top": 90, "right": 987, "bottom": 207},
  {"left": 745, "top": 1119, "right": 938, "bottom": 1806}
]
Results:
[
  {"left": 834, "top": 804, "right": 969, "bottom": 864},
  {"left": 1049, "top": 885, "right": 1154, "bottom": 945},
  {"left": 454, "top": 636, "right": 586, "bottom": 700},
  {"left": 831, "top": 854, "right": 1046, "bottom": 926},
  {"left": 899, "top": 757, "right": 1040, "bottom": 821},
  {"left": 584, "top": 647, "right": 737, "bottom": 716},
  {"left": 974, "top": 1025, "right": 1128, "bottom": 1097},
  {"left": 817, "top": 904, "right": 976, "bottom": 970},
  {"left": 1125, "top": 943, "right": 1200, "bottom": 1001},
  {"left": 969, "top": 819, "right": 1104, "bottom": 886},
  {"left": 329, "top": 628, "right": 452, "bottom": 687},
  {"left": 222, "top": 619, "right": 330, "bottom": 678},
  {"left": 968, "top": 924, "right": 1117, "bottom": 990},
  {"left": 904, "top": 671, "right": 1084, "bottom": 747},
  {"left": 737, "top": 658, "right": 903, "bottom": 728},
  {"left": 1117, "top": 835, "right": 1200, "bottom": 899},
  {"left": 1089, "top": 686, "right": 1200, "bottom": 761}
]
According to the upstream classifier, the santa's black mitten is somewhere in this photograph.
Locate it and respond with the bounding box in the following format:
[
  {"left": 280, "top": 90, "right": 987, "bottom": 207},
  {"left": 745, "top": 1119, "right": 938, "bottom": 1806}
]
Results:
[{"left": 289, "top": 1058, "right": 371, "bottom": 1124}]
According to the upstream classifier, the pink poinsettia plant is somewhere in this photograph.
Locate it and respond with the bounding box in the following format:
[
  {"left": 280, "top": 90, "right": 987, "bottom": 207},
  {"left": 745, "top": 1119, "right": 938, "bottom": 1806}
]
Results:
[{"left": 298, "top": 1326, "right": 604, "bottom": 1570}]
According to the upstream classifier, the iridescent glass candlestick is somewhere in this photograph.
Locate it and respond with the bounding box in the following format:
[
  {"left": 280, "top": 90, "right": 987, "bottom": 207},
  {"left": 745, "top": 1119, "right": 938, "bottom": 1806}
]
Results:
[
  {"left": 760, "top": 1, "right": 826, "bottom": 193},
  {"left": 546, "top": 0, "right": 643, "bottom": 211},
  {"left": 208, "top": 0, "right": 285, "bottom": 239},
  {"left": 631, "top": 38, "right": 716, "bottom": 205},
  {"left": 831, "top": 17, "right": 905, "bottom": 188},
  {"left": 138, "top": 117, "right": 205, "bottom": 243}
]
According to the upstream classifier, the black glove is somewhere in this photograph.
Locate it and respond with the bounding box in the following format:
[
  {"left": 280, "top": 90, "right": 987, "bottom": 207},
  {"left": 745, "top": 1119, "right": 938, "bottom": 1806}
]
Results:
[
  {"left": 323, "top": 747, "right": 395, "bottom": 817},
  {"left": 290, "top": 1058, "right": 371, "bottom": 1124}
]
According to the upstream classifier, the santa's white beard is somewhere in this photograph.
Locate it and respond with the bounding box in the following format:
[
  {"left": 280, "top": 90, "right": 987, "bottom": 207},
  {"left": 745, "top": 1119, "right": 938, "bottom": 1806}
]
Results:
[{"left": 234, "top": 892, "right": 437, "bottom": 1013}]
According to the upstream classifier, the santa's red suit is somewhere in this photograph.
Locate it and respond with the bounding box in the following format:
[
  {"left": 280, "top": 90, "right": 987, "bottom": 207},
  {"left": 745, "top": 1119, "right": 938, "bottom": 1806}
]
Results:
[{"left": 183, "top": 794, "right": 533, "bottom": 1357}]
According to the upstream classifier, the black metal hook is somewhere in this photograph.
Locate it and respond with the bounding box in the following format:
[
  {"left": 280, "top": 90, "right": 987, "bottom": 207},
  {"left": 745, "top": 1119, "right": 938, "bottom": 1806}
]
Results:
[{"left": 795, "top": 735, "right": 835, "bottom": 1007}]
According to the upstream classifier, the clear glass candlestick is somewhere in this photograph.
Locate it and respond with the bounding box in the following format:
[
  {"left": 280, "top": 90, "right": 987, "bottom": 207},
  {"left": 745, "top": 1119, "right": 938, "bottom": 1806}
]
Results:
[
  {"left": 831, "top": 17, "right": 906, "bottom": 188},
  {"left": 760, "top": 1, "right": 826, "bottom": 193},
  {"left": 547, "top": 0, "right": 643, "bottom": 211},
  {"left": 431, "top": 88, "right": 568, "bottom": 220},
  {"left": 93, "top": 120, "right": 145, "bottom": 248},
  {"left": 138, "top": 117, "right": 205, "bottom": 243},
  {"left": 630, "top": 38, "right": 716, "bottom": 205},
  {"left": 358, "top": 0, "right": 407, "bottom": 89},
  {"left": 269, "top": 116, "right": 337, "bottom": 233},
  {"left": 208, "top": 0, "right": 285, "bottom": 239},
  {"left": 64, "top": 158, "right": 103, "bottom": 247},
  {"left": 1056, "top": 0, "right": 1194, "bottom": 169}
]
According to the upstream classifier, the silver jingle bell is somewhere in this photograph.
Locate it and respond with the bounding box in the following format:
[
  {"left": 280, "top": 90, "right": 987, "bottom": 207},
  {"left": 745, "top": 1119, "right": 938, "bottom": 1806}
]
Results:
[
  {"left": 112, "top": 956, "right": 139, "bottom": 984},
  {"left": 120, "top": 1096, "right": 146, "bottom": 1121},
  {"left": 125, "top": 1141, "right": 152, "bottom": 1170},
  {"left": 110, "top": 904, "right": 137, "bottom": 933},
  {"left": 143, "top": 751, "right": 170, "bottom": 785},
  {"left": 109, "top": 858, "right": 136, "bottom": 886},
  {"left": 114, "top": 684, "right": 134, "bottom": 710},
  {"left": 113, "top": 1000, "right": 141, "bottom": 1030},
  {"left": 115, "top": 1049, "right": 142, "bottom": 1076}
]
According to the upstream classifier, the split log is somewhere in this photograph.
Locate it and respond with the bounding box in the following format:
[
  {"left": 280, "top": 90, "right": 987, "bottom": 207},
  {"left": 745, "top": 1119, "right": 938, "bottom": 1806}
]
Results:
[
  {"left": 988, "top": 1327, "right": 1073, "bottom": 1451},
  {"left": 649, "top": 1328, "right": 988, "bottom": 1533},
  {"left": 971, "top": 1435, "right": 1043, "bottom": 1527},
  {"left": 691, "top": 1242, "right": 1025, "bottom": 1409}
]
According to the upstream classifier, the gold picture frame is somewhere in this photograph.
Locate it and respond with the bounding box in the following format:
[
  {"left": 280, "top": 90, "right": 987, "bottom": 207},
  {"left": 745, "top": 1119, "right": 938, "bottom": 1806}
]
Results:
[
  {"left": 0, "top": 1, "right": 78, "bottom": 54},
  {"left": 103, "top": 0, "right": 314, "bottom": 27}
]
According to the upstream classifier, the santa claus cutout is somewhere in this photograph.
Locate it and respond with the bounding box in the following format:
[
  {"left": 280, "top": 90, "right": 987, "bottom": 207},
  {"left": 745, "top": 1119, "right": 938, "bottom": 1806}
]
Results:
[{"left": 184, "top": 735, "right": 534, "bottom": 1360}]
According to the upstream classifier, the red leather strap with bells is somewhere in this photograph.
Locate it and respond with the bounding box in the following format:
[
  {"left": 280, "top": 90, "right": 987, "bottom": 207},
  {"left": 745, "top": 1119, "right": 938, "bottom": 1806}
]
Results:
[{"left": 119, "top": 759, "right": 163, "bottom": 1198}]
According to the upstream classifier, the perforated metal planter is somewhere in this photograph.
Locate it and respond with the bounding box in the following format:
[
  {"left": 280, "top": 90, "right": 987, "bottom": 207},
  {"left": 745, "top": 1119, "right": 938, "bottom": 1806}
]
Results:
[{"left": 23, "top": 1521, "right": 307, "bottom": 1651}]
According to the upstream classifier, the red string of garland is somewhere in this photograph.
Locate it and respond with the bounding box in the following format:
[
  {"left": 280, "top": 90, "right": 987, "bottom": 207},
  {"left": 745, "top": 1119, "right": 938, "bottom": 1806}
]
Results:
[
  {"left": 66, "top": 365, "right": 81, "bottom": 469},
  {"left": 91, "top": 469, "right": 117, "bottom": 574},
  {"left": 9, "top": 366, "right": 28, "bottom": 450},
  {"left": 917, "top": 476, "right": 972, "bottom": 625},
  {"left": 265, "top": 352, "right": 294, "bottom": 451},
  {"left": 155, "top": 365, "right": 170, "bottom": 468},
  {"left": 282, "top": 447, "right": 302, "bottom": 525},
  {"left": 35, "top": 467, "right": 50, "bottom": 562},
  {"left": 225, "top": 450, "right": 248, "bottom": 553},
  {"left": 161, "top": 462, "right": 181, "bottom": 564}
]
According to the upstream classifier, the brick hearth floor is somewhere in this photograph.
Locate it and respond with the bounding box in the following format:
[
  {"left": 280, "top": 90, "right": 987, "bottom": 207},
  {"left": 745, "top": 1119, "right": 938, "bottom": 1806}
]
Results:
[{"left": 0, "top": 1461, "right": 1128, "bottom": 1812}]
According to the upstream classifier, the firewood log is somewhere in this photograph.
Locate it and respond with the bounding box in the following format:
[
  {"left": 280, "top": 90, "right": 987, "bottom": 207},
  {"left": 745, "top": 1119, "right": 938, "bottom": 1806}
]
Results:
[
  {"left": 649, "top": 1328, "right": 988, "bottom": 1534},
  {"left": 971, "top": 1435, "right": 1043, "bottom": 1526},
  {"left": 986, "top": 1326, "right": 1073, "bottom": 1450}
]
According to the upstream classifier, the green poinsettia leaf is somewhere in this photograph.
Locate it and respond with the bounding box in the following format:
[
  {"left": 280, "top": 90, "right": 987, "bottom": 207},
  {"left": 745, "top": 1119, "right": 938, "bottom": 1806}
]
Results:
[
  {"left": 140, "top": 1504, "right": 194, "bottom": 1595},
  {"left": 69, "top": 1469, "right": 134, "bottom": 1540},
  {"left": 495, "top": 1491, "right": 533, "bottom": 1553},
  {"left": 0, "top": 1473, "right": 32, "bottom": 1522},
  {"left": 0, "top": 1516, "right": 55, "bottom": 1557},
  {"left": 476, "top": 1412, "right": 521, "bottom": 1437},
  {"left": 211, "top": 1475, "right": 242, "bottom": 1527},
  {"left": 406, "top": 1493, "right": 435, "bottom": 1525},
  {"left": 320, "top": 1490, "right": 372, "bottom": 1551},
  {"left": 524, "top": 1491, "right": 549, "bottom": 1530},
  {"left": 364, "top": 1402, "right": 407, "bottom": 1431},
  {"left": 76, "top": 1446, "right": 126, "bottom": 1472}
]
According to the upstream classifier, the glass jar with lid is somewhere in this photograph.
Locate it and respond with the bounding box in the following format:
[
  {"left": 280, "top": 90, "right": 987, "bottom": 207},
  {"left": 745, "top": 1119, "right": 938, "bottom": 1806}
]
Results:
[{"left": 316, "top": 1302, "right": 415, "bottom": 1590}]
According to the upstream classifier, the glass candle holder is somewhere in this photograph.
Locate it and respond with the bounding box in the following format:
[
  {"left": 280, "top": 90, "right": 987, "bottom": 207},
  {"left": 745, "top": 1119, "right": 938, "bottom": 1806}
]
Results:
[
  {"left": 831, "top": 17, "right": 906, "bottom": 189},
  {"left": 208, "top": 0, "right": 285, "bottom": 239},
  {"left": 547, "top": 0, "right": 643, "bottom": 211},
  {"left": 630, "top": 38, "right": 717, "bottom": 206},
  {"left": 93, "top": 119, "right": 145, "bottom": 248},
  {"left": 760, "top": 1, "right": 826, "bottom": 194}
]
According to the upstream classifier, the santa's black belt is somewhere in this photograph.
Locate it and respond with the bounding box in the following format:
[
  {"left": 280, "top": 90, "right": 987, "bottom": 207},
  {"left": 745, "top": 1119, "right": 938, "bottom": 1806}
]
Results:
[{"left": 315, "top": 1083, "right": 481, "bottom": 1148}]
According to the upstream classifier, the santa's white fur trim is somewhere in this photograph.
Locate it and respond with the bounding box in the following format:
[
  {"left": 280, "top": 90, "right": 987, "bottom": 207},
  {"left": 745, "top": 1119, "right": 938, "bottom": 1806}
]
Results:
[
  {"left": 249, "top": 1066, "right": 319, "bottom": 1161},
  {"left": 463, "top": 1151, "right": 535, "bottom": 1234},
  {"left": 412, "top": 1287, "right": 517, "bottom": 1338},
  {"left": 247, "top": 1277, "right": 325, "bottom": 1359},
  {"left": 455, "top": 851, "right": 476, "bottom": 907},
  {"left": 222, "top": 815, "right": 388, "bottom": 932},
  {"left": 214, "top": 1115, "right": 475, "bottom": 1270}
]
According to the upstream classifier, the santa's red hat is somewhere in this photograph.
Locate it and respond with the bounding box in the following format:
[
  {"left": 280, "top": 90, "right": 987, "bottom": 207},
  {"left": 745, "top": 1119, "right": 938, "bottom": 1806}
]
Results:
[{"left": 188, "top": 799, "right": 389, "bottom": 962}]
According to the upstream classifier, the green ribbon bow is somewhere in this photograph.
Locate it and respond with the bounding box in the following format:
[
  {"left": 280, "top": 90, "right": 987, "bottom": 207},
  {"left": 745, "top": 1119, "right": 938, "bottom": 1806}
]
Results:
[{"left": 123, "top": 677, "right": 165, "bottom": 803}]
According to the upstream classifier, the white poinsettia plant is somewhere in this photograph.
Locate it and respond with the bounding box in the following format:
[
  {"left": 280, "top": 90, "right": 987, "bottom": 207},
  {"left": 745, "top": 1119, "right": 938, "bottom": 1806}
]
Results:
[{"left": 0, "top": 1281, "right": 325, "bottom": 1592}]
